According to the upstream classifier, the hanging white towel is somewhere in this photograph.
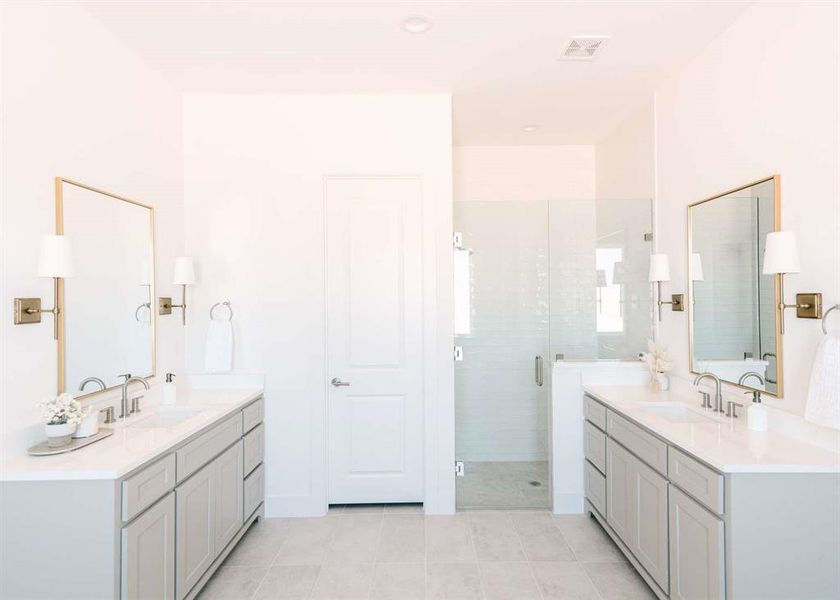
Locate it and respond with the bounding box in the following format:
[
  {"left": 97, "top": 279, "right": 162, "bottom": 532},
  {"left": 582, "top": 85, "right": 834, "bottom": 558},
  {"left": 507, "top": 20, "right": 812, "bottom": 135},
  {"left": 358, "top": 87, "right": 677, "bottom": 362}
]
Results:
[
  {"left": 205, "top": 317, "right": 233, "bottom": 373},
  {"left": 804, "top": 334, "right": 840, "bottom": 430}
]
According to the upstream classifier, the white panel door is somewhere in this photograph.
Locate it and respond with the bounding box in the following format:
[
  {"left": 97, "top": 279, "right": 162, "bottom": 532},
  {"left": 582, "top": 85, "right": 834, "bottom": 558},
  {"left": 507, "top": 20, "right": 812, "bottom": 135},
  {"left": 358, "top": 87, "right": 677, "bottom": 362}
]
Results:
[
  {"left": 175, "top": 463, "right": 215, "bottom": 599},
  {"left": 326, "top": 177, "right": 424, "bottom": 504},
  {"left": 669, "top": 486, "right": 725, "bottom": 600},
  {"left": 631, "top": 456, "right": 670, "bottom": 593}
]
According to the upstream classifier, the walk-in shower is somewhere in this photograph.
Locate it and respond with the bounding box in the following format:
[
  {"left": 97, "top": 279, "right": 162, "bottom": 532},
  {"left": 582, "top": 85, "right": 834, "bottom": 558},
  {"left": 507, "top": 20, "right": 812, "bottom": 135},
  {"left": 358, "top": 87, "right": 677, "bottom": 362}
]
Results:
[{"left": 453, "top": 198, "right": 653, "bottom": 509}]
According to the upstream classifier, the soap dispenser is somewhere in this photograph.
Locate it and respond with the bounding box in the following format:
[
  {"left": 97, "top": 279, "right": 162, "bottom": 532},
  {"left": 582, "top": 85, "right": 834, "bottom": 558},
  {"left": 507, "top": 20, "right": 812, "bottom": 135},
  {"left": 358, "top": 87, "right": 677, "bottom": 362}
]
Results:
[
  {"left": 746, "top": 390, "right": 768, "bottom": 432},
  {"left": 162, "top": 373, "right": 177, "bottom": 405}
]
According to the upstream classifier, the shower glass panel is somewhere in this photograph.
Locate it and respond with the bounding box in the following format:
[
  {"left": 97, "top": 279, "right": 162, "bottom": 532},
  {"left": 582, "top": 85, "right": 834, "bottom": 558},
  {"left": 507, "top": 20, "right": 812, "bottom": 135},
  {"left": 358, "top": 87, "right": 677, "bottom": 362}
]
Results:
[
  {"left": 454, "top": 198, "right": 652, "bottom": 510},
  {"left": 454, "top": 201, "right": 551, "bottom": 509}
]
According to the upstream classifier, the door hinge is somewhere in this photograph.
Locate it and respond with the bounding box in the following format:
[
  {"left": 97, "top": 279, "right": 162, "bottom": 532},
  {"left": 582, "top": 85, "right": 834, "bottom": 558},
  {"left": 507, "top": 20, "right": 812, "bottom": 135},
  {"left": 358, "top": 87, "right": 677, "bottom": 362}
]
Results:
[
  {"left": 454, "top": 346, "right": 464, "bottom": 361},
  {"left": 453, "top": 232, "right": 463, "bottom": 248},
  {"left": 644, "top": 232, "right": 654, "bottom": 242},
  {"left": 455, "top": 461, "right": 465, "bottom": 477}
]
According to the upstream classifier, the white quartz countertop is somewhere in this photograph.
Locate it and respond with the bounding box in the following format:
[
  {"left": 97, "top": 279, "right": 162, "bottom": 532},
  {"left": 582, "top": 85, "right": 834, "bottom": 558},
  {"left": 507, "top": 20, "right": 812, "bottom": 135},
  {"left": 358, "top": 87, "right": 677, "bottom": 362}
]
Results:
[
  {"left": 0, "top": 387, "right": 263, "bottom": 482},
  {"left": 584, "top": 385, "right": 840, "bottom": 474}
]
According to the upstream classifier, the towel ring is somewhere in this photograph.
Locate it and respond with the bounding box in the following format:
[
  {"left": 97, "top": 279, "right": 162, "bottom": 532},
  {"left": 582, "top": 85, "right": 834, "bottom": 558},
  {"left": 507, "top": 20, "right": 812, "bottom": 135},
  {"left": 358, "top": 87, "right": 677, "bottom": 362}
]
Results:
[
  {"left": 210, "top": 300, "right": 233, "bottom": 321},
  {"left": 822, "top": 304, "right": 839, "bottom": 334},
  {"left": 134, "top": 302, "right": 151, "bottom": 323}
]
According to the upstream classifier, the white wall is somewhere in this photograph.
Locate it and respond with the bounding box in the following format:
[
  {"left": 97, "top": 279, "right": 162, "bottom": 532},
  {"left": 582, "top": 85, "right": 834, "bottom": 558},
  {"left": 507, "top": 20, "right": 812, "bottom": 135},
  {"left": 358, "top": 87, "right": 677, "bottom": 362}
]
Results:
[
  {"left": 454, "top": 146, "right": 596, "bottom": 202},
  {"left": 595, "top": 104, "right": 655, "bottom": 201},
  {"left": 182, "top": 94, "right": 454, "bottom": 515},
  {"left": 654, "top": 1, "right": 840, "bottom": 416},
  {"left": 0, "top": 1, "right": 184, "bottom": 450}
]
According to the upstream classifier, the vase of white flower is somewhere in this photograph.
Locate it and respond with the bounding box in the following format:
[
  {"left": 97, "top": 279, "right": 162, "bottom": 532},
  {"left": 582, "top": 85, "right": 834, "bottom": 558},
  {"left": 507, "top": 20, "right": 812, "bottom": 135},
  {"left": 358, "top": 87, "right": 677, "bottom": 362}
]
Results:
[
  {"left": 641, "top": 340, "right": 674, "bottom": 393},
  {"left": 41, "top": 393, "right": 85, "bottom": 447}
]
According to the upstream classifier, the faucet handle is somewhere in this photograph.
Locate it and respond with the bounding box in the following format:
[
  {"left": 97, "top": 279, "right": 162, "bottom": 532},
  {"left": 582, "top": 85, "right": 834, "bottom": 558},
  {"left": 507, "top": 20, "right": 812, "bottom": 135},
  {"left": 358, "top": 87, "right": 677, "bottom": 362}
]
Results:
[
  {"left": 699, "top": 391, "right": 712, "bottom": 409},
  {"left": 99, "top": 406, "right": 116, "bottom": 424},
  {"left": 726, "top": 400, "right": 743, "bottom": 418},
  {"left": 130, "top": 396, "right": 143, "bottom": 414}
]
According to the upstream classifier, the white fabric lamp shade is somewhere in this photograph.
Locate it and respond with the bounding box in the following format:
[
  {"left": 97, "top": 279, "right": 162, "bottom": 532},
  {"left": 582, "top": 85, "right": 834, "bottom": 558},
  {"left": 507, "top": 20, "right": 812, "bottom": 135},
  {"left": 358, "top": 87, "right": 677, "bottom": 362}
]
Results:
[
  {"left": 762, "top": 231, "right": 801, "bottom": 274},
  {"left": 37, "top": 234, "right": 74, "bottom": 278},
  {"left": 691, "top": 253, "right": 704, "bottom": 282},
  {"left": 173, "top": 256, "right": 196, "bottom": 285},
  {"left": 648, "top": 253, "right": 670, "bottom": 282}
]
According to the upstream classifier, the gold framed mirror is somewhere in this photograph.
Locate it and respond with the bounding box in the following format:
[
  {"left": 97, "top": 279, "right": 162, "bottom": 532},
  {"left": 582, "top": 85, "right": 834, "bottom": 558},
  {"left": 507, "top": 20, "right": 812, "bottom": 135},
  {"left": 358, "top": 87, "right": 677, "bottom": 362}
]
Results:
[
  {"left": 56, "top": 177, "right": 156, "bottom": 399},
  {"left": 687, "top": 175, "right": 782, "bottom": 397}
]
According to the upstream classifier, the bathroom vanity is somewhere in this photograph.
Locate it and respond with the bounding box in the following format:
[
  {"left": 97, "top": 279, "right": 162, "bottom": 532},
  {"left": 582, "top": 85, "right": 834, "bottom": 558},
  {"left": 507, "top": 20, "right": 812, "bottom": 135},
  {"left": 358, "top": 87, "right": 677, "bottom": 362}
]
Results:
[
  {"left": 0, "top": 388, "right": 265, "bottom": 600},
  {"left": 582, "top": 384, "right": 840, "bottom": 600}
]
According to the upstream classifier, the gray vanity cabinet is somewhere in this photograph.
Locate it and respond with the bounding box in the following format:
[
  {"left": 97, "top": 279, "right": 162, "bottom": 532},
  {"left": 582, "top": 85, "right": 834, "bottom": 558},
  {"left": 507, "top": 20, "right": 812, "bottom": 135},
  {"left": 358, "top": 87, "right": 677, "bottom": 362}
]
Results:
[
  {"left": 669, "top": 486, "right": 724, "bottom": 600},
  {"left": 606, "top": 438, "right": 669, "bottom": 593},
  {"left": 176, "top": 440, "right": 244, "bottom": 599},
  {"left": 606, "top": 438, "right": 634, "bottom": 543},
  {"left": 631, "top": 458, "right": 669, "bottom": 592},
  {"left": 121, "top": 492, "right": 176, "bottom": 600},
  {"left": 176, "top": 460, "right": 216, "bottom": 597}
]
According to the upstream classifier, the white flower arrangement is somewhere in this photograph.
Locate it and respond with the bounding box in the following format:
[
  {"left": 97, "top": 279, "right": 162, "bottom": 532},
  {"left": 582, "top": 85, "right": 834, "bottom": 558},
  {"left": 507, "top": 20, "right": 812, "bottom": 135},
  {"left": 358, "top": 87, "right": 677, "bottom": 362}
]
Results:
[
  {"left": 40, "top": 393, "right": 87, "bottom": 426},
  {"left": 641, "top": 339, "right": 674, "bottom": 375}
]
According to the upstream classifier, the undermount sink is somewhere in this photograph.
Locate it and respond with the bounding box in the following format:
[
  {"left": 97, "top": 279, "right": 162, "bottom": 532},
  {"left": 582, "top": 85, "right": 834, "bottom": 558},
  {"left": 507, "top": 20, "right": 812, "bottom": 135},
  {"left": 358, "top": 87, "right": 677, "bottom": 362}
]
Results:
[
  {"left": 126, "top": 407, "right": 204, "bottom": 429},
  {"left": 638, "top": 404, "right": 715, "bottom": 424}
]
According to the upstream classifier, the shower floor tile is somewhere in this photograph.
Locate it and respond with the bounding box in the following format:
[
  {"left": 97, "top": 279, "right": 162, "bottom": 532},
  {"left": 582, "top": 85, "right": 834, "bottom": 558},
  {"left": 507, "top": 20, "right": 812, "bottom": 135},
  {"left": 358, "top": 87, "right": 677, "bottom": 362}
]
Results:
[{"left": 456, "top": 461, "right": 550, "bottom": 509}]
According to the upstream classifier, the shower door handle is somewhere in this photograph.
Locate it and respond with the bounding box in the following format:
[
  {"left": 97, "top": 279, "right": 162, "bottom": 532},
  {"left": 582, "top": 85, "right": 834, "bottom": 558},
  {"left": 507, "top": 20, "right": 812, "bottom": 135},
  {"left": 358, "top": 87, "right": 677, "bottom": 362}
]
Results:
[{"left": 535, "top": 356, "right": 544, "bottom": 387}]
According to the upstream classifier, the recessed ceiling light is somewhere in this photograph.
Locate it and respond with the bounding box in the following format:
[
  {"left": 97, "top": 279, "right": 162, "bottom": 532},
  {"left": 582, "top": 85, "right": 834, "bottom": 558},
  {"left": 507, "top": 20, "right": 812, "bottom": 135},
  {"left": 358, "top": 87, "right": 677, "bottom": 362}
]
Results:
[
  {"left": 402, "top": 16, "right": 432, "bottom": 34},
  {"left": 522, "top": 125, "right": 539, "bottom": 132}
]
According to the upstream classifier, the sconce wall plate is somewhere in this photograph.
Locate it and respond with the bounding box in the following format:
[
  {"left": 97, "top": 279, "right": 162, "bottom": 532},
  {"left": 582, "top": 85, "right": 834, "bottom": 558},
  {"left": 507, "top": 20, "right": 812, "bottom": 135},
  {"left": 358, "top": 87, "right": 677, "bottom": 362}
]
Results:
[
  {"left": 14, "top": 298, "right": 42, "bottom": 324},
  {"left": 796, "top": 293, "right": 822, "bottom": 319},
  {"left": 159, "top": 297, "right": 172, "bottom": 315},
  {"left": 671, "top": 294, "right": 685, "bottom": 312}
]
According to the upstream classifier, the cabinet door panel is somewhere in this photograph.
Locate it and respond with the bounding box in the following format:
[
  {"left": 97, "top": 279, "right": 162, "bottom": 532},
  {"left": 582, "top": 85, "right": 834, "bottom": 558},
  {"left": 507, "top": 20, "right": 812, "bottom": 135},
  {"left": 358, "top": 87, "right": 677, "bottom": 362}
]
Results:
[
  {"left": 122, "top": 492, "right": 175, "bottom": 600},
  {"left": 215, "top": 441, "right": 244, "bottom": 552},
  {"left": 669, "top": 486, "right": 724, "bottom": 600},
  {"left": 632, "top": 458, "right": 670, "bottom": 592},
  {"left": 176, "top": 463, "right": 216, "bottom": 599},
  {"left": 606, "top": 438, "right": 634, "bottom": 546}
]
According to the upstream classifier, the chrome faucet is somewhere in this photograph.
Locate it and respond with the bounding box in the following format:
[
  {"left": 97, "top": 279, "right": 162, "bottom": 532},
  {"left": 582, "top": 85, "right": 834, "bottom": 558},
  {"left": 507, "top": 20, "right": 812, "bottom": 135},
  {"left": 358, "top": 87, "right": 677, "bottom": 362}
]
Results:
[
  {"left": 694, "top": 372, "right": 724, "bottom": 413},
  {"left": 120, "top": 376, "right": 149, "bottom": 419},
  {"left": 78, "top": 377, "right": 106, "bottom": 392}
]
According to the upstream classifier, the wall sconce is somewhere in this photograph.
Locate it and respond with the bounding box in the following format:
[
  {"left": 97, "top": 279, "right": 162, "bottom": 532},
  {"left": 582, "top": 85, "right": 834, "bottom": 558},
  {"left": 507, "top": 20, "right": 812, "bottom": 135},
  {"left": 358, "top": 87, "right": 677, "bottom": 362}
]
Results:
[
  {"left": 14, "top": 234, "right": 74, "bottom": 339},
  {"left": 762, "top": 231, "right": 821, "bottom": 334},
  {"left": 159, "top": 256, "right": 195, "bottom": 326},
  {"left": 649, "top": 253, "right": 684, "bottom": 321}
]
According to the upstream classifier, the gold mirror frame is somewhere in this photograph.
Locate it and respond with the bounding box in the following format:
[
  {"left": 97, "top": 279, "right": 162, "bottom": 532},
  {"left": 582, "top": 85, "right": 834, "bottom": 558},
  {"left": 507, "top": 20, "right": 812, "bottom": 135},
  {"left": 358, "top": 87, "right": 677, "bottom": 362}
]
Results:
[
  {"left": 55, "top": 177, "right": 156, "bottom": 400},
  {"left": 687, "top": 175, "right": 783, "bottom": 398}
]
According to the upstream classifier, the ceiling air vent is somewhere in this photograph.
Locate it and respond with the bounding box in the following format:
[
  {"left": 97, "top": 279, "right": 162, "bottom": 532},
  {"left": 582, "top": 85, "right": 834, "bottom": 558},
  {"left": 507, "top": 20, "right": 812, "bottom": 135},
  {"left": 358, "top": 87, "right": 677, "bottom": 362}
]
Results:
[{"left": 560, "top": 36, "right": 610, "bottom": 61}]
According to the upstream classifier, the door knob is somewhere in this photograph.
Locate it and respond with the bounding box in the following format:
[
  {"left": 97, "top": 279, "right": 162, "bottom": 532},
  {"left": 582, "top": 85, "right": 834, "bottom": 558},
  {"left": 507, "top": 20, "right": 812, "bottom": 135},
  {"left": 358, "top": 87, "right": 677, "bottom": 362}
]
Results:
[{"left": 331, "top": 377, "right": 350, "bottom": 387}]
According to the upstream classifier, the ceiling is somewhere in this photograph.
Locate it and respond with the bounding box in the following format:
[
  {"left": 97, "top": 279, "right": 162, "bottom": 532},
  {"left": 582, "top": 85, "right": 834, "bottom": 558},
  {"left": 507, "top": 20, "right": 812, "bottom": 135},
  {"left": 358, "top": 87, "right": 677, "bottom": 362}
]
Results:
[{"left": 81, "top": 1, "right": 750, "bottom": 145}]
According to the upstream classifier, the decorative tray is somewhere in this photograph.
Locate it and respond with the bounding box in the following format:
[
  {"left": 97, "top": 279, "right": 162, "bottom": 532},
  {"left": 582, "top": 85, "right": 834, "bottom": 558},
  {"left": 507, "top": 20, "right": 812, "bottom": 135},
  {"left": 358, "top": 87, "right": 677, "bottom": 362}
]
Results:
[{"left": 27, "top": 428, "right": 114, "bottom": 456}]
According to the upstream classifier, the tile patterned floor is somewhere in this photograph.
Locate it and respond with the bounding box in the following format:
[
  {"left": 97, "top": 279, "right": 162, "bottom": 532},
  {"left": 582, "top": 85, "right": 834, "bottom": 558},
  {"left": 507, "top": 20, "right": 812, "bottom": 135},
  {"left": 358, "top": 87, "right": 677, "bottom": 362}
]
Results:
[
  {"left": 198, "top": 506, "right": 655, "bottom": 600},
  {"left": 456, "top": 462, "right": 551, "bottom": 509}
]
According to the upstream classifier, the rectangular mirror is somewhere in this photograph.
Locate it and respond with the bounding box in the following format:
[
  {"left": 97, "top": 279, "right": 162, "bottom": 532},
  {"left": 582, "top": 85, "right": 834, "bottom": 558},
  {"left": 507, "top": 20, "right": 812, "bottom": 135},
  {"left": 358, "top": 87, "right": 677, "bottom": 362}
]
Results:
[
  {"left": 688, "top": 175, "right": 781, "bottom": 397},
  {"left": 57, "top": 178, "right": 155, "bottom": 398}
]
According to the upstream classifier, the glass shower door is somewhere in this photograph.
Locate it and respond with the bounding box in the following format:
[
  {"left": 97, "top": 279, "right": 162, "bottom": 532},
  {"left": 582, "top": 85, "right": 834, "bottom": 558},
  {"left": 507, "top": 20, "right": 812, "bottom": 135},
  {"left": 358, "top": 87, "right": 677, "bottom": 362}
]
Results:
[{"left": 454, "top": 201, "right": 551, "bottom": 509}]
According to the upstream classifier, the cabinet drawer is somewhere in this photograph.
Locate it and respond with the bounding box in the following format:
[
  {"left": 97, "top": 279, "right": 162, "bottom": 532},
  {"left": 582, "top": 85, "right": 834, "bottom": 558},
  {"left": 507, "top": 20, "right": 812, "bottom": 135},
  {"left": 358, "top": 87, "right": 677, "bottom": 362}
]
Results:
[
  {"left": 242, "top": 398, "right": 264, "bottom": 433},
  {"left": 585, "top": 460, "right": 606, "bottom": 517},
  {"left": 669, "top": 447, "right": 724, "bottom": 514},
  {"left": 584, "top": 395, "right": 607, "bottom": 430},
  {"left": 607, "top": 410, "right": 667, "bottom": 475},
  {"left": 176, "top": 414, "right": 242, "bottom": 483},
  {"left": 243, "top": 423, "right": 264, "bottom": 476},
  {"left": 584, "top": 422, "right": 606, "bottom": 473},
  {"left": 243, "top": 463, "right": 264, "bottom": 521},
  {"left": 122, "top": 453, "right": 176, "bottom": 522}
]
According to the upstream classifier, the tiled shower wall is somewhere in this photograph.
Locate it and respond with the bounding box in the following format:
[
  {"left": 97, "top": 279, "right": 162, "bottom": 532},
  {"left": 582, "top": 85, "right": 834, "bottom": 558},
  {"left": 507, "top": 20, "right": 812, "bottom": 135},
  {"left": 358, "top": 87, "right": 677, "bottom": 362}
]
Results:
[{"left": 454, "top": 199, "right": 652, "bottom": 462}]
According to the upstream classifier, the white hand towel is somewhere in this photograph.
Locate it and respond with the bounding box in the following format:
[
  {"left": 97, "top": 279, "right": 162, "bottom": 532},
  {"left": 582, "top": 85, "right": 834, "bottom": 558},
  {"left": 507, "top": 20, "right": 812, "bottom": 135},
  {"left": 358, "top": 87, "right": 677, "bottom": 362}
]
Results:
[
  {"left": 205, "top": 318, "right": 233, "bottom": 373},
  {"left": 804, "top": 334, "right": 840, "bottom": 430}
]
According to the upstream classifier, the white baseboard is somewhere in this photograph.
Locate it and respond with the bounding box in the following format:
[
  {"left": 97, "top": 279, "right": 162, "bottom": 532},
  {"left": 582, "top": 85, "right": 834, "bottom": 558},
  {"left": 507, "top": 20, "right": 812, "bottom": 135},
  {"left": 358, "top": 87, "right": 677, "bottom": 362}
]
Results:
[
  {"left": 553, "top": 492, "right": 584, "bottom": 514},
  {"left": 265, "top": 494, "right": 326, "bottom": 518}
]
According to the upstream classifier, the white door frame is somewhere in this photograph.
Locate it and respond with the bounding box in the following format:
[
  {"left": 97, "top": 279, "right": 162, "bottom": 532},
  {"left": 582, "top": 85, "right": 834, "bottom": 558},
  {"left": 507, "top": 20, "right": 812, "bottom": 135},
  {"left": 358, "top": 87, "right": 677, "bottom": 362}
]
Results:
[{"left": 322, "top": 174, "right": 455, "bottom": 514}]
